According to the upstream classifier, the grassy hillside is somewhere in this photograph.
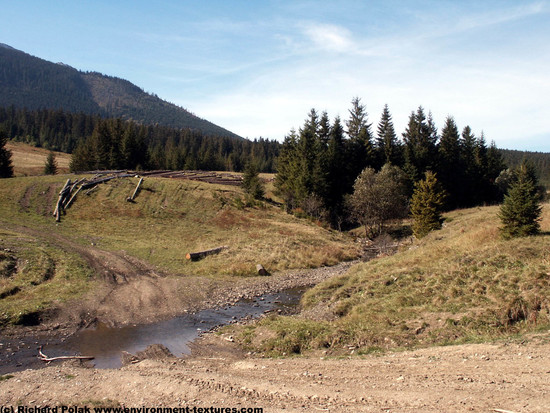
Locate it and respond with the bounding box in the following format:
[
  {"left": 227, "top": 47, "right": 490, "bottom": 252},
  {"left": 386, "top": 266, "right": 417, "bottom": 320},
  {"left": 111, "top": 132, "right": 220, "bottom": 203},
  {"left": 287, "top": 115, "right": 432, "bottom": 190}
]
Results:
[
  {"left": 6, "top": 142, "right": 71, "bottom": 176},
  {"left": 238, "top": 205, "right": 550, "bottom": 355},
  {"left": 0, "top": 174, "right": 359, "bottom": 325}
]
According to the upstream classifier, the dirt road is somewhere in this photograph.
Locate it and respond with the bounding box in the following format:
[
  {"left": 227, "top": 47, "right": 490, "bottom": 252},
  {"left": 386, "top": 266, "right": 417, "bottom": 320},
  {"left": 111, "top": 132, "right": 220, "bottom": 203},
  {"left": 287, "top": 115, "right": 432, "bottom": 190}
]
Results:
[{"left": 1, "top": 333, "right": 549, "bottom": 412}]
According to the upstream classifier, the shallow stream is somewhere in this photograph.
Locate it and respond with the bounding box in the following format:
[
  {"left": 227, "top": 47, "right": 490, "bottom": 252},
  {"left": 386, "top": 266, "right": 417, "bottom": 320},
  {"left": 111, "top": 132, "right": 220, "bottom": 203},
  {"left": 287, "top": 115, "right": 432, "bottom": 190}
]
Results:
[{"left": 0, "top": 287, "right": 305, "bottom": 373}]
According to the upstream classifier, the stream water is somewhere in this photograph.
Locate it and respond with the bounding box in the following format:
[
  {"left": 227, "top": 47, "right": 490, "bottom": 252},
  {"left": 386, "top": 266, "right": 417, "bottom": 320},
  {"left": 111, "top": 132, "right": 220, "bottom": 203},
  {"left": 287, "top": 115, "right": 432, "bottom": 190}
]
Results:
[{"left": 0, "top": 287, "right": 305, "bottom": 373}]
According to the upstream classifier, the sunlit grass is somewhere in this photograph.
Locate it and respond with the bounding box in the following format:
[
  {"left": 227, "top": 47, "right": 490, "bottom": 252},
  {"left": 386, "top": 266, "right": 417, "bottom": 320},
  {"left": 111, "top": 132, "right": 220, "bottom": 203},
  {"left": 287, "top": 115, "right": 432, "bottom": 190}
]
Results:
[
  {"left": 236, "top": 204, "right": 550, "bottom": 355},
  {"left": 0, "top": 174, "right": 360, "bottom": 325}
]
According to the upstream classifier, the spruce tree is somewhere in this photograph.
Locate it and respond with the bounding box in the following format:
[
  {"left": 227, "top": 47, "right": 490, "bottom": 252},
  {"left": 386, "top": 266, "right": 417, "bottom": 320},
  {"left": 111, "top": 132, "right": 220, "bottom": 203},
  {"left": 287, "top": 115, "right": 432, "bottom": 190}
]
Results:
[
  {"left": 274, "top": 130, "right": 300, "bottom": 211},
  {"left": 410, "top": 171, "right": 446, "bottom": 238},
  {"left": 0, "top": 129, "right": 14, "bottom": 178},
  {"left": 296, "top": 109, "right": 320, "bottom": 202},
  {"left": 242, "top": 161, "right": 264, "bottom": 200},
  {"left": 437, "top": 116, "right": 461, "bottom": 209},
  {"left": 402, "top": 107, "right": 438, "bottom": 183},
  {"left": 376, "top": 104, "right": 401, "bottom": 167},
  {"left": 499, "top": 162, "right": 542, "bottom": 238},
  {"left": 325, "top": 116, "right": 348, "bottom": 226},
  {"left": 43, "top": 151, "right": 58, "bottom": 175},
  {"left": 346, "top": 97, "right": 374, "bottom": 180}
]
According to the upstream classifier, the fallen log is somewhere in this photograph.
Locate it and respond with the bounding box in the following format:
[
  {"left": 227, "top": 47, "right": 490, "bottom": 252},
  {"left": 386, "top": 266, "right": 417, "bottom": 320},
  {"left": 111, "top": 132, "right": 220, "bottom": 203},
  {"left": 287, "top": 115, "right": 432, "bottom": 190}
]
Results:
[
  {"left": 53, "top": 179, "right": 72, "bottom": 218},
  {"left": 256, "top": 264, "right": 269, "bottom": 276},
  {"left": 186, "top": 246, "right": 228, "bottom": 261},
  {"left": 37, "top": 346, "right": 94, "bottom": 363},
  {"left": 127, "top": 177, "right": 144, "bottom": 202},
  {"left": 65, "top": 184, "right": 83, "bottom": 209},
  {"left": 84, "top": 184, "right": 98, "bottom": 195}
]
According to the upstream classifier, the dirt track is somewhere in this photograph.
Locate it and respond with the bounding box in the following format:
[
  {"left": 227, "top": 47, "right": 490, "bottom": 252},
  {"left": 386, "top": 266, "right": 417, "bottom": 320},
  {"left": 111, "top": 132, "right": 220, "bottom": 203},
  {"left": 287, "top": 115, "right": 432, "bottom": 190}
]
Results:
[{"left": 1, "top": 333, "right": 549, "bottom": 412}]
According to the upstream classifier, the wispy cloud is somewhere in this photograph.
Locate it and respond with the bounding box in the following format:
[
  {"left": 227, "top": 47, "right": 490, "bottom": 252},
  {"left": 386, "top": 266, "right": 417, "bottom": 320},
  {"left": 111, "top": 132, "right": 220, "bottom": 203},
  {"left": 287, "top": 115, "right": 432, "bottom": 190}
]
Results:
[
  {"left": 302, "top": 23, "right": 355, "bottom": 53},
  {"left": 455, "top": 1, "right": 547, "bottom": 32}
]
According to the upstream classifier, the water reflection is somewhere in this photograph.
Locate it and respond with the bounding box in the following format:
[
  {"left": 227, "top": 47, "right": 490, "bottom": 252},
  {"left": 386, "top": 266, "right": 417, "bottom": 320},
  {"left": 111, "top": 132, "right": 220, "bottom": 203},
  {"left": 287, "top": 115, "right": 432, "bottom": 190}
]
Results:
[{"left": 58, "top": 287, "right": 305, "bottom": 369}]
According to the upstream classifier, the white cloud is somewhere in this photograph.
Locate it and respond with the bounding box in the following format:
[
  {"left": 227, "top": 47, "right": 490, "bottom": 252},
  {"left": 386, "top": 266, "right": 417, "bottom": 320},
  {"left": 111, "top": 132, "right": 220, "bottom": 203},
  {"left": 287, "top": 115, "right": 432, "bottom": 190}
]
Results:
[{"left": 302, "top": 23, "right": 354, "bottom": 53}]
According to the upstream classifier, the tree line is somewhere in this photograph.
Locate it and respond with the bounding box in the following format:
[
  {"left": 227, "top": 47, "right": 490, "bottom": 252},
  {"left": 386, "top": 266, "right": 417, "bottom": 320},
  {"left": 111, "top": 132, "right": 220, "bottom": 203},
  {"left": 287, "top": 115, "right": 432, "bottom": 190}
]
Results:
[
  {"left": 0, "top": 106, "right": 279, "bottom": 173},
  {"left": 275, "top": 98, "right": 507, "bottom": 229}
]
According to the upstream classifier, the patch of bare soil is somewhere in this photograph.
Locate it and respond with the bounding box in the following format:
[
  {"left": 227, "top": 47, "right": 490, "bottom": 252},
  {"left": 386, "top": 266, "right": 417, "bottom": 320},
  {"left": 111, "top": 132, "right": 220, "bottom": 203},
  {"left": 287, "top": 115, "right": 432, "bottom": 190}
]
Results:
[{"left": 1, "top": 333, "right": 549, "bottom": 412}]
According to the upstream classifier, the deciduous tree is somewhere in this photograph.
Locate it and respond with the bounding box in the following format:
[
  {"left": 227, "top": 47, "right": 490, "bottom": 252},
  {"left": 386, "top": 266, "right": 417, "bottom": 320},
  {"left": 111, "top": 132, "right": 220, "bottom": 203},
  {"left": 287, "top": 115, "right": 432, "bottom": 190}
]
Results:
[{"left": 350, "top": 164, "right": 409, "bottom": 238}]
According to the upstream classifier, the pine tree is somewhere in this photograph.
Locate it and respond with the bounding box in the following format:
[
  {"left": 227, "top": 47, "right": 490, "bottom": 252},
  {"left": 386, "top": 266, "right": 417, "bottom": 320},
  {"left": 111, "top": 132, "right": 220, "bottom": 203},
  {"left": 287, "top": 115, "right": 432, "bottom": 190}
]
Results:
[
  {"left": 375, "top": 104, "right": 401, "bottom": 167},
  {"left": 43, "top": 151, "right": 58, "bottom": 175},
  {"left": 0, "top": 129, "right": 14, "bottom": 178},
  {"left": 498, "top": 162, "right": 542, "bottom": 238},
  {"left": 242, "top": 161, "right": 264, "bottom": 200},
  {"left": 402, "top": 107, "right": 438, "bottom": 182},
  {"left": 437, "top": 116, "right": 461, "bottom": 209},
  {"left": 410, "top": 171, "right": 447, "bottom": 238},
  {"left": 346, "top": 97, "right": 374, "bottom": 180}
]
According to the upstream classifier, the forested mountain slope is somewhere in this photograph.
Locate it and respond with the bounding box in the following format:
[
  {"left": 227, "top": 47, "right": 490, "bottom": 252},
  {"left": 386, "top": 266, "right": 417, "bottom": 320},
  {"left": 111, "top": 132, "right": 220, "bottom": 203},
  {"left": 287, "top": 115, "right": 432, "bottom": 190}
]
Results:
[{"left": 0, "top": 43, "right": 238, "bottom": 138}]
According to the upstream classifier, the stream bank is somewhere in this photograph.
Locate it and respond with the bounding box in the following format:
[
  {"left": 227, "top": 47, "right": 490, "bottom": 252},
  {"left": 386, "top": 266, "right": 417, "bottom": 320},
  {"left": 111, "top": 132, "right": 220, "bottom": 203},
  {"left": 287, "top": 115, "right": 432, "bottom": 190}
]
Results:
[{"left": 0, "top": 261, "right": 356, "bottom": 373}]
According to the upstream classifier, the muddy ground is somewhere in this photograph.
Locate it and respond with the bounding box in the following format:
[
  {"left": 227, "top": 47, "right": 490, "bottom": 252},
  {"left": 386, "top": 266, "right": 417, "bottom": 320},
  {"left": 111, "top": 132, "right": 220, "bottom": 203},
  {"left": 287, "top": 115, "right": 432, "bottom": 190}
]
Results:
[
  {"left": 1, "top": 332, "right": 549, "bottom": 412},
  {"left": 1, "top": 236, "right": 549, "bottom": 411}
]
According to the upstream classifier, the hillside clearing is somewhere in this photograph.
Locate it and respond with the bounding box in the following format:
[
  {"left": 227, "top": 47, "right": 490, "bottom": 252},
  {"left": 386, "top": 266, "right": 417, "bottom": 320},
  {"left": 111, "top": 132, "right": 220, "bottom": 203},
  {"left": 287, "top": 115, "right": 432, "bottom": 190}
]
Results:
[
  {"left": 234, "top": 204, "right": 550, "bottom": 356},
  {"left": 5, "top": 141, "right": 71, "bottom": 176}
]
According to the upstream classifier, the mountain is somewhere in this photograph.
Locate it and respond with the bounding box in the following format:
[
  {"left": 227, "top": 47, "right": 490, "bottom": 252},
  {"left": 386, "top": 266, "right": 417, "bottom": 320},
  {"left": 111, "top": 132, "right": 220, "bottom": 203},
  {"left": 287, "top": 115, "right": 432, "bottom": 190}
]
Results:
[{"left": 0, "top": 43, "right": 240, "bottom": 138}]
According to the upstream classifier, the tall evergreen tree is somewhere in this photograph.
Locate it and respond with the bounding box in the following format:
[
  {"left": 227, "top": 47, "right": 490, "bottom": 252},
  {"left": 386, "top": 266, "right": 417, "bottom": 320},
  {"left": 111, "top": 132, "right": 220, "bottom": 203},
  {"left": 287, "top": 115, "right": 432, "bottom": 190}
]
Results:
[
  {"left": 91, "top": 120, "right": 113, "bottom": 170},
  {"left": 460, "top": 125, "right": 481, "bottom": 206},
  {"left": 375, "top": 104, "right": 401, "bottom": 167},
  {"left": 346, "top": 97, "right": 375, "bottom": 180},
  {"left": 437, "top": 116, "right": 462, "bottom": 209},
  {"left": 402, "top": 107, "right": 438, "bottom": 182},
  {"left": 0, "top": 129, "right": 14, "bottom": 178},
  {"left": 325, "top": 116, "right": 348, "bottom": 226},
  {"left": 296, "top": 109, "right": 320, "bottom": 202},
  {"left": 274, "top": 129, "right": 300, "bottom": 211},
  {"left": 487, "top": 140, "right": 506, "bottom": 183},
  {"left": 318, "top": 111, "right": 331, "bottom": 149}
]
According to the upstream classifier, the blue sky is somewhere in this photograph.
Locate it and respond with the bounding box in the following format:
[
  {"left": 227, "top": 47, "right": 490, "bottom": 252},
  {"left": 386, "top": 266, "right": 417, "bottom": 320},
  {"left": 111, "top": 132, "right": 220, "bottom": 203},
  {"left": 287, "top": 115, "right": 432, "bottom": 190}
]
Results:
[{"left": 1, "top": 0, "right": 549, "bottom": 151}]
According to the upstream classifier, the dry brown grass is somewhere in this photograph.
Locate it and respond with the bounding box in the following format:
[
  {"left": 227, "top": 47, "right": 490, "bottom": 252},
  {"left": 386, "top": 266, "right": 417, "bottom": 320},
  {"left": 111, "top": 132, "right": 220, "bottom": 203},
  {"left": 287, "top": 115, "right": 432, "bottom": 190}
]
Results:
[
  {"left": 6, "top": 142, "right": 71, "bottom": 176},
  {"left": 237, "top": 203, "right": 550, "bottom": 355}
]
